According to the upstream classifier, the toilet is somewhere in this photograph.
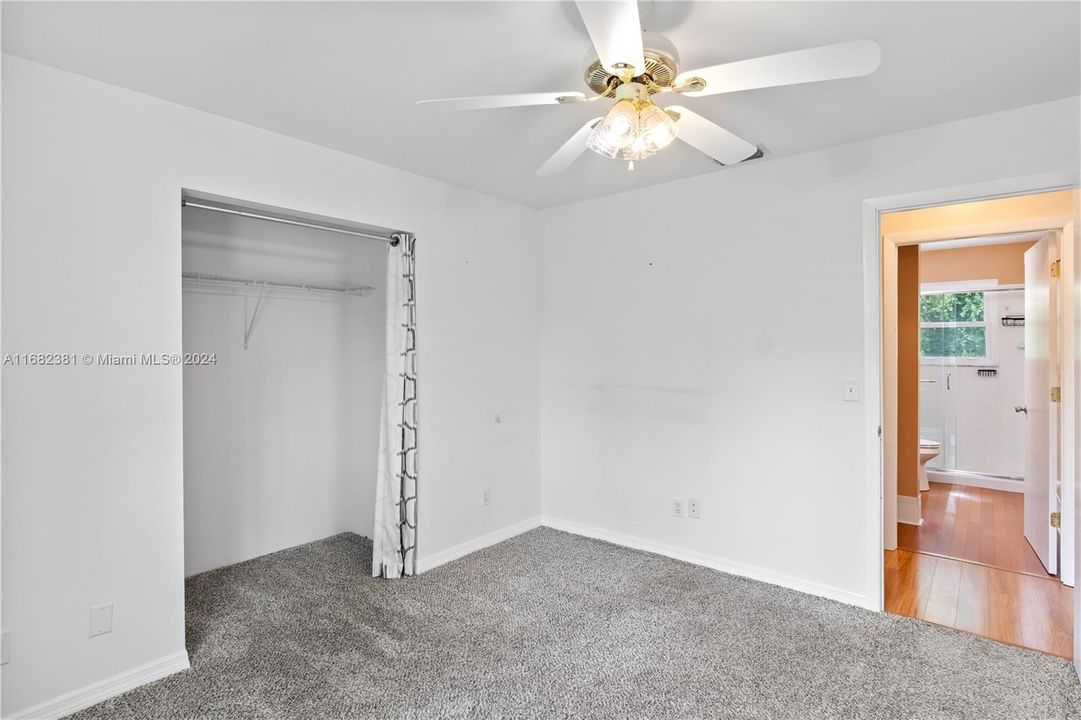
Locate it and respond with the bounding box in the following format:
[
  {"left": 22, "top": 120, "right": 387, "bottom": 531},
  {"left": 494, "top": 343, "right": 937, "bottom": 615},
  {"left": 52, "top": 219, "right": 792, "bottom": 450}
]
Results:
[{"left": 918, "top": 439, "right": 941, "bottom": 492}]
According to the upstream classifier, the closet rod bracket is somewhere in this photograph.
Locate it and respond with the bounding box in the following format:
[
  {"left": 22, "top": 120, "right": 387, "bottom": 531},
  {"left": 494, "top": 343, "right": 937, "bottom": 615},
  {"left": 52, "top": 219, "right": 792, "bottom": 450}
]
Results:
[{"left": 244, "top": 283, "right": 267, "bottom": 350}]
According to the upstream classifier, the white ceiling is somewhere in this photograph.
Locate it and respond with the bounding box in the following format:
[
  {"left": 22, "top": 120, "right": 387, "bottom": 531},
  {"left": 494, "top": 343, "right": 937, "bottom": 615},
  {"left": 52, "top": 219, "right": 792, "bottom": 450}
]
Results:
[{"left": 3, "top": 2, "right": 1079, "bottom": 208}]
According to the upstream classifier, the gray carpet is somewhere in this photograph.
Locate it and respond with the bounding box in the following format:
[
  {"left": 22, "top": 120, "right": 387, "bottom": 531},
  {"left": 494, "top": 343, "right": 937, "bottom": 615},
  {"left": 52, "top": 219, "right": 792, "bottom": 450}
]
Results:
[{"left": 71, "top": 528, "right": 1081, "bottom": 719}]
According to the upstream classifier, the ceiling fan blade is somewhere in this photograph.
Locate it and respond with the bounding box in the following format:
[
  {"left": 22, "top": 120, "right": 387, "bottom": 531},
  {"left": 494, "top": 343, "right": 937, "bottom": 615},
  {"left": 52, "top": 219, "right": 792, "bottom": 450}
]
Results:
[
  {"left": 536, "top": 117, "right": 602, "bottom": 176},
  {"left": 666, "top": 106, "right": 758, "bottom": 165},
  {"left": 575, "top": 0, "right": 646, "bottom": 77},
  {"left": 416, "top": 92, "right": 586, "bottom": 112},
  {"left": 675, "top": 40, "right": 881, "bottom": 97}
]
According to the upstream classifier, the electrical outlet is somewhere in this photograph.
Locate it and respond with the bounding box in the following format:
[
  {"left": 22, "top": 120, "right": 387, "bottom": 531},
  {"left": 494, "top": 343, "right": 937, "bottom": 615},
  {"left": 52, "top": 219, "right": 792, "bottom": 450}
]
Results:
[
  {"left": 1, "top": 630, "right": 11, "bottom": 665},
  {"left": 89, "top": 603, "right": 113, "bottom": 638},
  {"left": 672, "top": 499, "right": 684, "bottom": 518},
  {"left": 481, "top": 488, "right": 491, "bottom": 507},
  {"left": 688, "top": 498, "right": 700, "bottom": 519}
]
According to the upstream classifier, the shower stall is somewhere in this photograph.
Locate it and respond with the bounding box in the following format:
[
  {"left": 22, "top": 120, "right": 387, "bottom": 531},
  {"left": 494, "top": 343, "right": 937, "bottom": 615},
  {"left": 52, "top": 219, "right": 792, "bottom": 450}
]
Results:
[{"left": 918, "top": 285, "right": 1026, "bottom": 483}]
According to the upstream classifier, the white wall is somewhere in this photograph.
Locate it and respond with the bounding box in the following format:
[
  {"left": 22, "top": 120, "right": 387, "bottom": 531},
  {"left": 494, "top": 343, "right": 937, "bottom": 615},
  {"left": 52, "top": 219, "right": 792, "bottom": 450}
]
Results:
[
  {"left": 538, "top": 96, "right": 1081, "bottom": 607},
  {"left": 181, "top": 208, "right": 385, "bottom": 576},
  {"left": 1, "top": 56, "right": 541, "bottom": 716},
  {"left": 2, "top": 50, "right": 1079, "bottom": 717},
  {"left": 920, "top": 290, "right": 1026, "bottom": 479}
]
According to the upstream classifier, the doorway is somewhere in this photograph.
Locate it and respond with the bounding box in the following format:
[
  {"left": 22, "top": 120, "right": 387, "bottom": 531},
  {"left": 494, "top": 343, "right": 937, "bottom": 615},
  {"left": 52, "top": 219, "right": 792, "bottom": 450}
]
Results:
[{"left": 875, "top": 187, "right": 1079, "bottom": 657}]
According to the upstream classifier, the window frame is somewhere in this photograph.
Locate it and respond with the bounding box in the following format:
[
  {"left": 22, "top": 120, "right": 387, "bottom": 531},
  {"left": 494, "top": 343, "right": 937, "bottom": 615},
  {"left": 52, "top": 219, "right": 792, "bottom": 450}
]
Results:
[{"left": 918, "top": 280, "right": 999, "bottom": 366}]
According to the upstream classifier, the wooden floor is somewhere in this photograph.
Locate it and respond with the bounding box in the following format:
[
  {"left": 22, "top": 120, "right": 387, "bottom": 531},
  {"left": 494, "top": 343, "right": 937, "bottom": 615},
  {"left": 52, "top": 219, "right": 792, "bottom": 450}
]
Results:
[
  {"left": 885, "top": 549, "right": 1073, "bottom": 658},
  {"left": 897, "top": 482, "right": 1047, "bottom": 576},
  {"left": 887, "top": 482, "right": 1072, "bottom": 658}
]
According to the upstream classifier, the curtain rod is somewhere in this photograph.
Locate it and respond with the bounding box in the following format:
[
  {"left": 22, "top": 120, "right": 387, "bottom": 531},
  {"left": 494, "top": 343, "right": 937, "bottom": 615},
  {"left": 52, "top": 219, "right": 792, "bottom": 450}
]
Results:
[{"left": 182, "top": 200, "right": 400, "bottom": 245}]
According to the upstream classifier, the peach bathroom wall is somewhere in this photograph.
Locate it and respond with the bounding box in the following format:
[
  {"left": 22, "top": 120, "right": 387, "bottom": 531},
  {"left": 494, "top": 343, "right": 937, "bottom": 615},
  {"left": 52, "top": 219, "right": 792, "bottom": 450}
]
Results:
[
  {"left": 897, "top": 245, "right": 921, "bottom": 498},
  {"left": 920, "top": 240, "right": 1036, "bottom": 284}
]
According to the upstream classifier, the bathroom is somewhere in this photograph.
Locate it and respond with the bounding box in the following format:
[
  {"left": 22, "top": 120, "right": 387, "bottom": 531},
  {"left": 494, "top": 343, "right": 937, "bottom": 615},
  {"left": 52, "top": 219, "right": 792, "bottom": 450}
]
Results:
[
  {"left": 897, "top": 226, "right": 1060, "bottom": 580},
  {"left": 917, "top": 236, "right": 1032, "bottom": 493}
]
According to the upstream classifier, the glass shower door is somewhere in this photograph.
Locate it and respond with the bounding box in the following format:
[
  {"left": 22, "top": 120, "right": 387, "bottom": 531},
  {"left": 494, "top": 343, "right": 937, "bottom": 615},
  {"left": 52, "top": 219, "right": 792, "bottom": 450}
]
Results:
[
  {"left": 919, "top": 360, "right": 958, "bottom": 471},
  {"left": 918, "top": 288, "right": 985, "bottom": 474}
]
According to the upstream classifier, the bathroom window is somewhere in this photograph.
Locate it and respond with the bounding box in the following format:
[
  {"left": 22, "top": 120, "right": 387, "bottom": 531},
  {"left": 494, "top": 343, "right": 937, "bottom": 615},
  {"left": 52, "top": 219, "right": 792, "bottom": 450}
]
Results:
[{"left": 919, "top": 290, "right": 991, "bottom": 362}]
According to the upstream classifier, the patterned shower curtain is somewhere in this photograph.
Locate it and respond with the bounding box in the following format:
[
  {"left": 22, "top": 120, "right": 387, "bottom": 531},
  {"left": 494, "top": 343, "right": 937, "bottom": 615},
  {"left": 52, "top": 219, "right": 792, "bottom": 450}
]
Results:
[{"left": 373, "top": 233, "right": 418, "bottom": 577}]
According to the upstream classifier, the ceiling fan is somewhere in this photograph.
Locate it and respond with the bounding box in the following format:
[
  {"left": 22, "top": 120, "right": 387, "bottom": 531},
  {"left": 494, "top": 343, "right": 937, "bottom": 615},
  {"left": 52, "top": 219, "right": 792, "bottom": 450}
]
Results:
[{"left": 416, "top": 0, "right": 881, "bottom": 175}]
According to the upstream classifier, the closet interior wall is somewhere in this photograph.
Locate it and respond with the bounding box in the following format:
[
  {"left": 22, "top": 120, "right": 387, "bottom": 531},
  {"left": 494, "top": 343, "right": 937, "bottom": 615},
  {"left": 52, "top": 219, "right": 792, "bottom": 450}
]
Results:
[{"left": 181, "top": 207, "right": 386, "bottom": 576}]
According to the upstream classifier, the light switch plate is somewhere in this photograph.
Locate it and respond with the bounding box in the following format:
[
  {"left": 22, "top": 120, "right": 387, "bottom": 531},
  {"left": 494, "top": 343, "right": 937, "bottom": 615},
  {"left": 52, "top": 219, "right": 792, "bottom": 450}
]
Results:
[
  {"left": 842, "top": 379, "right": 860, "bottom": 403},
  {"left": 688, "top": 499, "right": 700, "bottom": 519},
  {"left": 89, "top": 603, "right": 113, "bottom": 638}
]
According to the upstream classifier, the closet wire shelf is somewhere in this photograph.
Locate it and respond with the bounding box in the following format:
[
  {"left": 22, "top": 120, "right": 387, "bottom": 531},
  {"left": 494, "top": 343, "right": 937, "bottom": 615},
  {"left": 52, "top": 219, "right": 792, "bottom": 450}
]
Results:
[
  {"left": 182, "top": 271, "right": 374, "bottom": 350},
  {"left": 182, "top": 271, "right": 373, "bottom": 296}
]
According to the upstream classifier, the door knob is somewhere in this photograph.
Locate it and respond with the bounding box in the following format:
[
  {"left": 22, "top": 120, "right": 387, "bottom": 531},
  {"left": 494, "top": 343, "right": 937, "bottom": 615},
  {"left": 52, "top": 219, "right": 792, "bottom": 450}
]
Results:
[{"left": 1014, "top": 405, "right": 1028, "bottom": 414}]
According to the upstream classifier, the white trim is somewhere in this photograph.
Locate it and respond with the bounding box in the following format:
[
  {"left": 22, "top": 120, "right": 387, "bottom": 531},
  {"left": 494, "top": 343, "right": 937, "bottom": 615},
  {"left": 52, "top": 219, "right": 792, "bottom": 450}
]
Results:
[
  {"left": 862, "top": 191, "right": 887, "bottom": 607},
  {"left": 540, "top": 516, "right": 869, "bottom": 609},
  {"left": 1058, "top": 221, "right": 1076, "bottom": 588},
  {"left": 415, "top": 515, "right": 542, "bottom": 573},
  {"left": 926, "top": 469, "right": 1024, "bottom": 494},
  {"left": 862, "top": 169, "right": 1080, "bottom": 614},
  {"left": 887, "top": 216, "right": 1074, "bottom": 246},
  {"left": 6, "top": 651, "right": 190, "bottom": 720},
  {"left": 897, "top": 495, "right": 923, "bottom": 526},
  {"left": 919, "top": 231, "right": 1048, "bottom": 251}
]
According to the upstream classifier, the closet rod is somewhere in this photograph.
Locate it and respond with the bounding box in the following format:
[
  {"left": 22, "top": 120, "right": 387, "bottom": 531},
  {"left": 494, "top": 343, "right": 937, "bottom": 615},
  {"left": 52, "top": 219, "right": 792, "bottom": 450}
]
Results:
[{"left": 182, "top": 200, "right": 399, "bottom": 244}]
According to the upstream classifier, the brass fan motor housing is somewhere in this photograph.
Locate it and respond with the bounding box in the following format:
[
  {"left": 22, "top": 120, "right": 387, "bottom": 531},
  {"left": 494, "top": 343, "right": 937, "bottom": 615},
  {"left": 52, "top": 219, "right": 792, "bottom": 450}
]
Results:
[{"left": 582, "top": 32, "right": 680, "bottom": 97}]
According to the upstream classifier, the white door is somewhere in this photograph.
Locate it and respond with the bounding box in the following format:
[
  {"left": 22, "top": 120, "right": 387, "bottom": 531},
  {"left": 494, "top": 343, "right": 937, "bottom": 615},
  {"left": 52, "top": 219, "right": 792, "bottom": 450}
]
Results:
[{"left": 1024, "top": 233, "right": 1059, "bottom": 575}]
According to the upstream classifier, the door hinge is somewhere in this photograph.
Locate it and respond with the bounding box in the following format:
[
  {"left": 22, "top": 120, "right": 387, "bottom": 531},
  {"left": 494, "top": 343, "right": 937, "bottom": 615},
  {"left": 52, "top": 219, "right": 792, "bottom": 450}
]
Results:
[
  {"left": 1051, "top": 259, "right": 1061, "bottom": 278},
  {"left": 1051, "top": 511, "right": 1062, "bottom": 529},
  {"left": 1051, "top": 386, "right": 1062, "bottom": 403}
]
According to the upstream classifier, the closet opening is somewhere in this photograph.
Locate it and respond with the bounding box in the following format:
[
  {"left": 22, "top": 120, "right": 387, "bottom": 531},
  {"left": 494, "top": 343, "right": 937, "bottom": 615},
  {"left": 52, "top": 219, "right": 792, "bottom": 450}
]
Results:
[{"left": 179, "top": 192, "right": 417, "bottom": 641}]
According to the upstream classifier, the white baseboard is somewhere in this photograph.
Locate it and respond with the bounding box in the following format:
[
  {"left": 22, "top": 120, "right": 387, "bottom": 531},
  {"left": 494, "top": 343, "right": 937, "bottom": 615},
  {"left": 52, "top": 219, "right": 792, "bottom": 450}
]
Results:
[
  {"left": 8, "top": 650, "right": 190, "bottom": 720},
  {"left": 539, "top": 516, "right": 870, "bottom": 610},
  {"left": 926, "top": 469, "right": 1023, "bottom": 494},
  {"left": 897, "top": 494, "right": 923, "bottom": 525},
  {"left": 416, "top": 515, "right": 542, "bottom": 573}
]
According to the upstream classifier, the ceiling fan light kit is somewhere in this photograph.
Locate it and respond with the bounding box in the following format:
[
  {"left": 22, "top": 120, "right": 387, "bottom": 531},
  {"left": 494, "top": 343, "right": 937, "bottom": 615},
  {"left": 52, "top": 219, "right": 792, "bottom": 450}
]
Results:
[
  {"left": 585, "top": 82, "right": 679, "bottom": 164},
  {"left": 416, "top": 1, "right": 881, "bottom": 176}
]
